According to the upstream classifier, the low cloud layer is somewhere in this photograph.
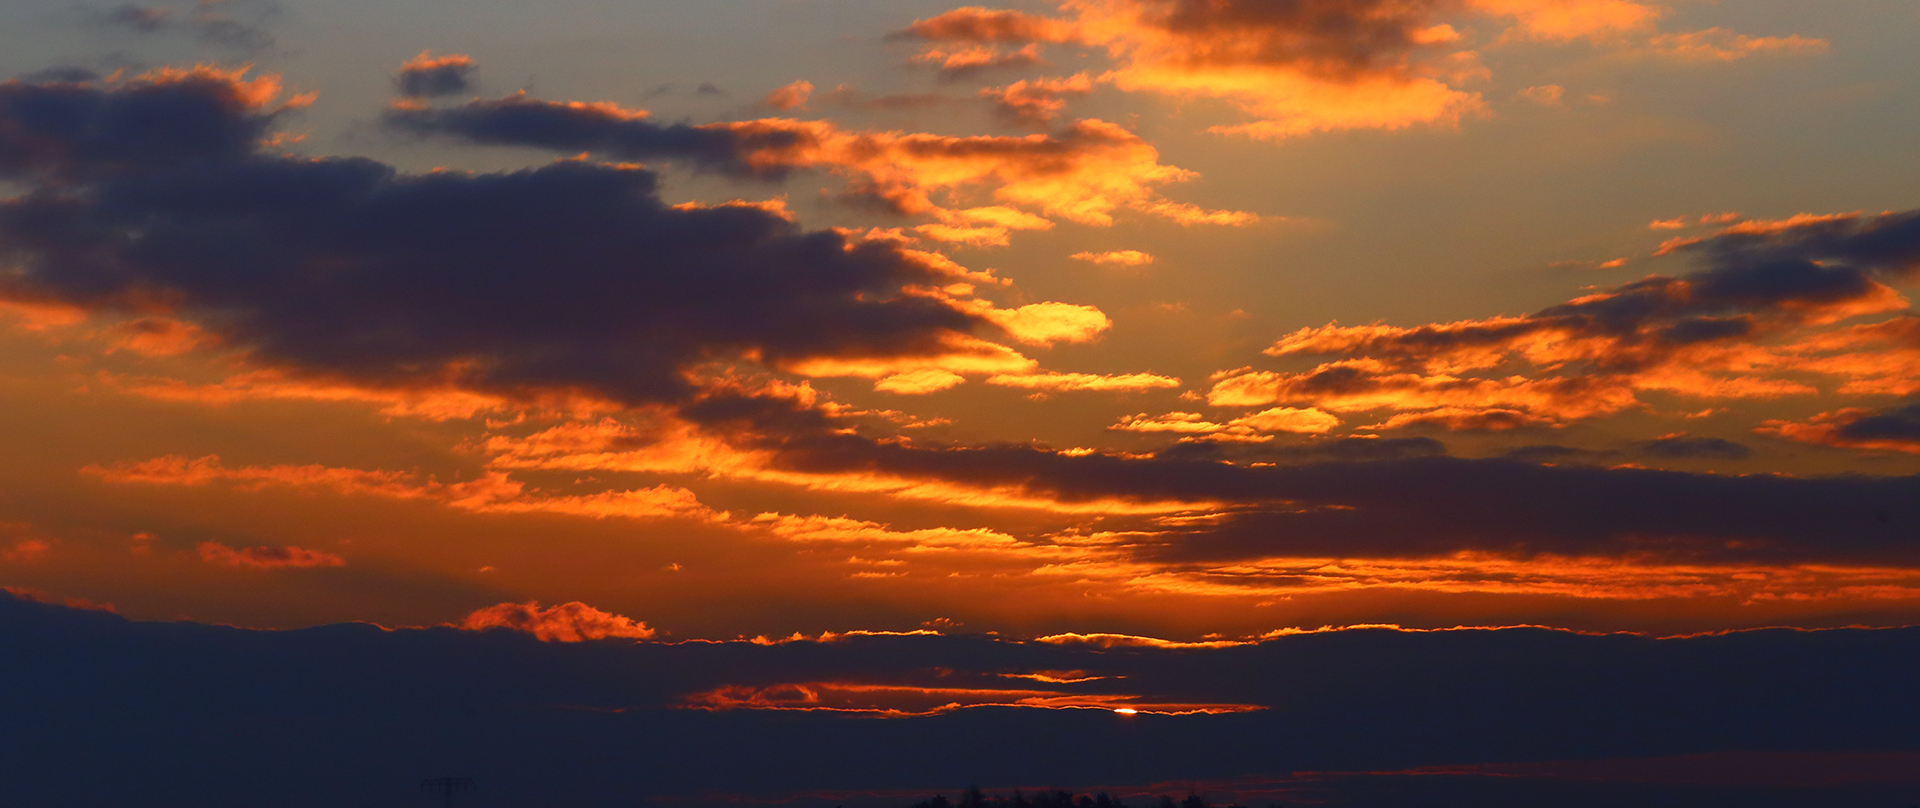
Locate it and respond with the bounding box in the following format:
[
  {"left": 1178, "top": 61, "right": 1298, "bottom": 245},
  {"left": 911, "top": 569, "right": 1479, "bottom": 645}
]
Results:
[{"left": 5, "top": 593, "right": 1917, "bottom": 807}]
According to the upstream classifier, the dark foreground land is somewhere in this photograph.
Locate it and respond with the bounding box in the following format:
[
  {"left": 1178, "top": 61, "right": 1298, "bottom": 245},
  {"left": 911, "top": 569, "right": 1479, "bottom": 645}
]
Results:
[{"left": 4, "top": 593, "right": 1918, "bottom": 808}]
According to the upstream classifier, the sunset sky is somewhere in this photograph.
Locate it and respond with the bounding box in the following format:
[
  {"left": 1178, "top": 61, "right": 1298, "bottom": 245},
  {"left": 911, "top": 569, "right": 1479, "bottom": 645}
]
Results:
[{"left": 1, "top": 0, "right": 1917, "bottom": 804}]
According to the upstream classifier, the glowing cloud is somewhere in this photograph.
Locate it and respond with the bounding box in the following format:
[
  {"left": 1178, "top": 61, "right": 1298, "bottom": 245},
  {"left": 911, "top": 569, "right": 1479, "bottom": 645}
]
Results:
[
  {"left": 395, "top": 51, "right": 477, "bottom": 97},
  {"left": 684, "top": 680, "right": 1260, "bottom": 716},
  {"left": 762, "top": 79, "right": 813, "bottom": 110},
  {"left": 1210, "top": 209, "right": 1920, "bottom": 428},
  {"left": 987, "top": 371, "right": 1181, "bottom": 392},
  {"left": 1070, "top": 249, "right": 1155, "bottom": 266},
  {"left": 390, "top": 98, "right": 1247, "bottom": 229},
  {"left": 874, "top": 368, "right": 969, "bottom": 394},
  {"left": 461, "top": 600, "right": 656, "bottom": 641},
  {"left": 1758, "top": 402, "right": 1920, "bottom": 456},
  {"left": 980, "top": 73, "right": 1095, "bottom": 125},
  {"left": 974, "top": 301, "right": 1113, "bottom": 346}
]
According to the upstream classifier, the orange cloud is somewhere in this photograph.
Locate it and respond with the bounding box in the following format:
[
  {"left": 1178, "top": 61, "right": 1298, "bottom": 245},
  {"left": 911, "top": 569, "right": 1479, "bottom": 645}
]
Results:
[
  {"left": 684, "top": 680, "right": 1260, "bottom": 716},
  {"left": 89, "top": 454, "right": 425, "bottom": 497},
  {"left": 985, "top": 370, "right": 1181, "bottom": 392},
  {"left": 2, "top": 537, "right": 52, "bottom": 563},
  {"left": 1111, "top": 411, "right": 1224, "bottom": 435},
  {"left": 902, "top": 1, "right": 1818, "bottom": 140},
  {"left": 1638, "top": 28, "right": 1828, "bottom": 61},
  {"left": 85, "top": 455, "right": 729, "bottom": 523},
  {"left": 751, "top": 513, "right": 1025, "bottom": 549},
  {"left": 395, "top": 50, "right": 474, "bottom": 77},
  {"left": 1467, "top": 0, "right": 1659, "bottom": 41},
  {"left": 874, "top": 368, "right": 969, "bottom": 394},
  {"left": 400, "top": 51, "right": 474, "bottom": 72},
  {"left": 1359, "top": 406, "right": 1562, "bottom": 431},
  {"left": 781, "top": 332, "right": 1038, "bottom": 379},
  {"left": 906, "top": 0, "right": 1491, "bottom": 139},
  {"left": 0, "top": 298, "right": 88, "bottom": 332},
  {"left": 1110, "top": 407, "right": 1339, "bottom": 441},
  {"left": 1133, "top": 200, "right": 1261, "bottom": 226},
  {"left": 398, "top": 92, "right": 1267, "bottom": 242},
  {"left": 1207, "top": 362, "right": 1641, "bottom": 420},
  {"left": 1218, "top": 209, "right": 1920, "bottom": 427},
  {"left": 1034, "top": 632, "right": 1249, "bottom": 649},
  {"left": 1116, "top": 552, "right": 1920, "bottom": 602},
  {"left": 197, "top": 542, "right": 345, "bottom": 569},
  {"left": 1779, "top": 317, "right": 1920, "bottom": 396},
  {"left": 909, "top": 43, "right": 1047, "bottom": 77},
  {"left": 1756, "top": 405, "right": 1920, "bottom": 456},
  {"left": 706, "top": 115, "right": 1212, "bottom": 227},
  {"left": 132, "top": 64, "right": 293, "bottom": 111},
  {"left": 762, "top": 80, "right": 813, "bottom": 110},
  {"left": 461, "top": 600, "right": 656, "bottom": 641},
  {"left": 485, "top": 416, "right": 1214, "bottom": 515},
  {"left": 1232, "top": 406, "right": 1343, "bottom": 434},
  {"left": 1070, "top": 249, "right": 1154, "bottom": 266},
  {"left": 900, "top": 8, "right": 1075, "bottom": 42},
  {"left": 101, "top": 368, "right": 602, "bottom": 421},
  {"left": 971, "top": 301, "right": 1113, "bottom": 346},
  {"left": 105, "top": 318, "right": 211, "bottom": 356},
  {"left": 980, "top": 73, "right": 1094, "bottom": 125}
]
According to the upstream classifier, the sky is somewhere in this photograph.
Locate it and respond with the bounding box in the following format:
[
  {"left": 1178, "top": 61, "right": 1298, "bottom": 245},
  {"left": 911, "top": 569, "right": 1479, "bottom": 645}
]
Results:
[{"left": 0, "top": 0, "right": 1918, "bottom": 804}]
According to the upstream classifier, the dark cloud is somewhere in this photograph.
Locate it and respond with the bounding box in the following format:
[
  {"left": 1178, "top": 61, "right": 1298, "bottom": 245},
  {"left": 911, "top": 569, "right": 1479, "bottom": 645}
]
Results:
[
  {"left": 91, "top": 1, "right": 276, "bottom": 50},
  {"left": 1635, "top": 434, "right": 1751, "bottom": 460},
  {"left": 383, "top": 94, "right": 810, "bottom": 179},
  {"left": 0, "top": 69, "right": 276, "bottom": 180},
  {"left": 1760, "top": 398, "right": 1920, "bottom": 455},
  {"left": 0, "top": 73, "right": 993, "bottom": 408},
  {"left": 1219, "top": 210, "right": 1920, "bottom": 427},
  {"left": 19, "top": 67, "right": 106, "bottom": 83},
  {"left": 1275, "top": 210, "right": 1920, "bottom": 374},
  {"left": 1500, "top": 444, "right": 1613, "bottom": 464},
  {"left": 648, "top": 386, "right": 1917, "bottom": 566},
  {"left": 899, "top": 0, "right": 1460, "bottom": 80},
  {"left": 894, "top": 8, "right": 1065, "bottom": 43},
  {"left": 1838, "top": 401, "right": 1920, "bottom": 442},
  {"left": 394, "top": 52, "right": 477, "bottom": 98},
  {"left": 104, "top": 3, "right": 173, "bottom": 32},
  {"left": 4, "top": 593, "right": 1918, "bottom": 807},
  {"left": 712, "top": 420, "right": 1917, "bottom": 563},
  {"left": 192, "top": 12, "right": 274, "bottom": 50},
  {"left": 1155, "top": 435, "right": 1446, "bottom": 464},
  {"left": 1150, "top": 0, "right": 1455, "bottom": 77}
]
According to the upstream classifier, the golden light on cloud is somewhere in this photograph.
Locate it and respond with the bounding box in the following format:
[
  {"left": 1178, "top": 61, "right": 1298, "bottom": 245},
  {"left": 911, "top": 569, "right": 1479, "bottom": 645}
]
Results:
[
  {"left": 874, "top": 368, "right": 969, "bottom": 394},
  {"left": 683, "top": 680, "right": 1262, "bottom": 716},
  {"left": 461, "top": 600, "right": 657, "bottom": 641},
  {"left": 972, "top": 301, "right": 1114, "bottom": 346},
  {"left": 1070, "top": 249, "right": 1154, "bottom": 266},
  {"left": 1467, "top": 0, "right": 1660, "bottom": 41},
  {"left": 986, "top": 371, "right": 1181, "bottom": 393}
]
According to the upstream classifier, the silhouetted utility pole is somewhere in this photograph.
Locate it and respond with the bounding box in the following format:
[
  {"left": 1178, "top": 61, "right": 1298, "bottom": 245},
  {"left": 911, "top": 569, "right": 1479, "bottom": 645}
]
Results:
[{"left": 422, "top": 777, "right": 475, "bottom": 808}]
